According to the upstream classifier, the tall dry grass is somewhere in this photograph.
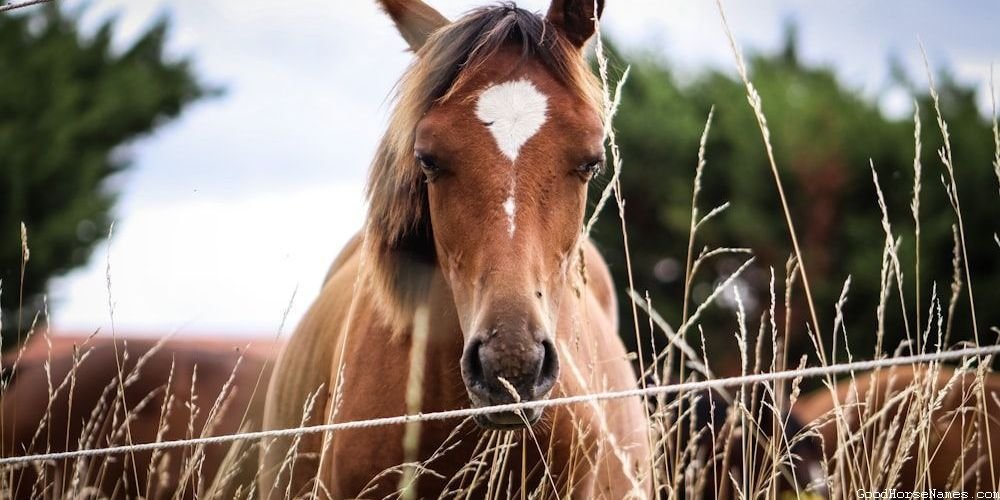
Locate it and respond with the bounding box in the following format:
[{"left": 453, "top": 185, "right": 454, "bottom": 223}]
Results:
[{"left": 2, "top": 3, "right": 1000, "bottom": 499}]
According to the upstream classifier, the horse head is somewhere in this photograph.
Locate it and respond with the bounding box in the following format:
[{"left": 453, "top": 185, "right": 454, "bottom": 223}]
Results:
[{"left": 367, "top": 0, "right": 606, "bottom": 429}]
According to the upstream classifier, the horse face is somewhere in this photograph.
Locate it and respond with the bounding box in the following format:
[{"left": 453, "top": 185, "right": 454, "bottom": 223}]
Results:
[
  {"left": 378, "top": 0, "right": 605, "bottom": 430},
  {"left": 414, "top": 49, "right": 604, "bottom": 428}
]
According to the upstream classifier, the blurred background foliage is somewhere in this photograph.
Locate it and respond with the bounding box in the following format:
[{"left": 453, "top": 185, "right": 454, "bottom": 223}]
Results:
[
  {"left": 0, "top": 6, "right": 207, "bottom": 351},
  {"left": 591, "top": 30, "right": 999, "bottom": 376}
]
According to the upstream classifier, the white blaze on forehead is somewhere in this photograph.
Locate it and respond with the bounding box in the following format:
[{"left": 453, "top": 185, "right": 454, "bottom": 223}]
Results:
[
  {"left": 475, "top": 79, "right": 549, "bottom": 162},
  {"left": 502, "top": 195, "right": 516, "bottom": 237},
  {"left": 476, "top": 79, "right": 548, "bottom": 239}
]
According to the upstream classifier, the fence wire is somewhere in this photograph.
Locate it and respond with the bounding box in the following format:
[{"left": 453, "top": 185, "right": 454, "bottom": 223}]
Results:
[{"left": 1, "top": 343, "right": 997, "bottom": 466}]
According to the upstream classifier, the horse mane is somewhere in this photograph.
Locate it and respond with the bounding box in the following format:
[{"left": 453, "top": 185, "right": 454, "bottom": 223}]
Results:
[{"left": 364, "top": 3, "right": 601, "bottom": 332}]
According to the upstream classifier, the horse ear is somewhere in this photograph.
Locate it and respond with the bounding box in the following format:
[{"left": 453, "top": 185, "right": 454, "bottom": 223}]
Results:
[
  {"left": 546, "top": 0, "right": 605, "bottom": 48},
  {"left": 377, "top": 0, "right": 450, "bottom": 52}
]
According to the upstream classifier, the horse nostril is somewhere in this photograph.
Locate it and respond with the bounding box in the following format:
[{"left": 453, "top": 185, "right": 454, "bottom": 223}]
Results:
[
  {"left": 534, "top": 339, "right": 559, "bottom": 397},
  {"left": 461, "top": 338, "right": 486, "bottom": 390}
]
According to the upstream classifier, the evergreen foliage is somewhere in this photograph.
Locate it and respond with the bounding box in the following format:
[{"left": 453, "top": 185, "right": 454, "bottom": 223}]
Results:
[
  {"left": 593, "top": 37, "right": 998, "bottom": 370},
  {"left": 0, "top": 6, "right": 207, "bottom": 350}
]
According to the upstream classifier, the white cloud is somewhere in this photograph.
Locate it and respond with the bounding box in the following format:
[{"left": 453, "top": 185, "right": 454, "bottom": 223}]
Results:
[{"left": 51, "top": 182, "right": 365, "bottom": 336}]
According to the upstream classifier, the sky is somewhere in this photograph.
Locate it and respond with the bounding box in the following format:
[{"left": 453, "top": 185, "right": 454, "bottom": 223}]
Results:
[{"left": 45, "top": 0, "right": 999, "bottom": 338}]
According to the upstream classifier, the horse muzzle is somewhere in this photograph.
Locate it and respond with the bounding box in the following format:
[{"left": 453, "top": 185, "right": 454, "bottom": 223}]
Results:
[{"left": 460, "top": 335, "right": 559, "bottom": 430}]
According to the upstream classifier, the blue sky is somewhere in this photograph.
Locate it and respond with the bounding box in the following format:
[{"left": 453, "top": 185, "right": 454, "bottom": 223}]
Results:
[{"left": 46, "top": 0, "right": 998, "bottom": 337}]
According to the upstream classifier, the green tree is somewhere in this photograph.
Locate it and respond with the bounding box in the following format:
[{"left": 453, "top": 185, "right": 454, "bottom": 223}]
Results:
[
  {"left": 593, "top": 36, "right": 998, "bottom": 374},
  {"left": 0, "top": 6, "right": 208, "bottom": 350}
]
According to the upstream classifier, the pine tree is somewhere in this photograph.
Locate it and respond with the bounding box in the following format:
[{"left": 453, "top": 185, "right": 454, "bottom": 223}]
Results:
[{"left": 0, "top": 6, "right": 208, "bottom": 350}]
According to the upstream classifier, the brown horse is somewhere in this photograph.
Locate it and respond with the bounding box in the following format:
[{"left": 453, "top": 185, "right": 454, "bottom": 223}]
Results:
[
  {"left": 259, "top": 1, "right": 650, "bottom": 498},
  {"left": 0, "top": 335, "right": 276, "bottom": 499},
  {"left": 793, "top": 365, "right": 1000, "bottom": 493}
]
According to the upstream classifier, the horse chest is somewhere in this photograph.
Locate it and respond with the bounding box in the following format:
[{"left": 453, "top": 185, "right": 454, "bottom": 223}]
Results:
[
  {"left": 326, "top": 422, "right": 586, "bottom": 499},
  {"left": 324, "top": 339, "right": 597, "bottom": 498}
]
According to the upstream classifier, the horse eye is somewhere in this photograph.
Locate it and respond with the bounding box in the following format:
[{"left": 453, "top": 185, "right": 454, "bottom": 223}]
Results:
[
  {"left": 577, "top": 159, "right": 605, "bottom": 178},
  {"left": 416, "top": 153, "right": 439, "bottom": 173}
]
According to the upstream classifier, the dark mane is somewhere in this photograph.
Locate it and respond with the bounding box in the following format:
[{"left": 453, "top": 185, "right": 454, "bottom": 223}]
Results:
[
  {"left": 364, "top": 4, "right": 600, "bottom": 330},
  {"left": 419, "top": 3, "right": 592, "bottom": 103}
]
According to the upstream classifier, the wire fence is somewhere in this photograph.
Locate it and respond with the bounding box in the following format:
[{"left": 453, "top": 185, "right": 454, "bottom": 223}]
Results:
[
  {"left": 0, "top": 0, "right": 52, "bottom": 14},
  {"left": 1, "top": 343, "right": 997, "bottom": 467}
]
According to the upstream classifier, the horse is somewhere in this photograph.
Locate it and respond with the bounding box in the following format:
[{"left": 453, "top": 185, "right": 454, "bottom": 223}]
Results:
[
  {"left": 793, "top": 365, "right": 1000, "bottom": 493},
  {"left": 0, "top": 335, "right": 276, "bottom": 499},
  {"left": 258, "top": 1, "right": 650, "bottom": 498}
]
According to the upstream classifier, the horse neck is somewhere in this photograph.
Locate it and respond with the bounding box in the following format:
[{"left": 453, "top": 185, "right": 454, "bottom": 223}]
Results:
[{"left": 398, "top": 276, "right": 469, "bottom": 407}]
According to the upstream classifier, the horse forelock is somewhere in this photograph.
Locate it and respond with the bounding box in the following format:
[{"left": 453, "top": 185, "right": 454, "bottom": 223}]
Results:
[{"left": 363, "top": 3, "right": 601, "bottom": 331}]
